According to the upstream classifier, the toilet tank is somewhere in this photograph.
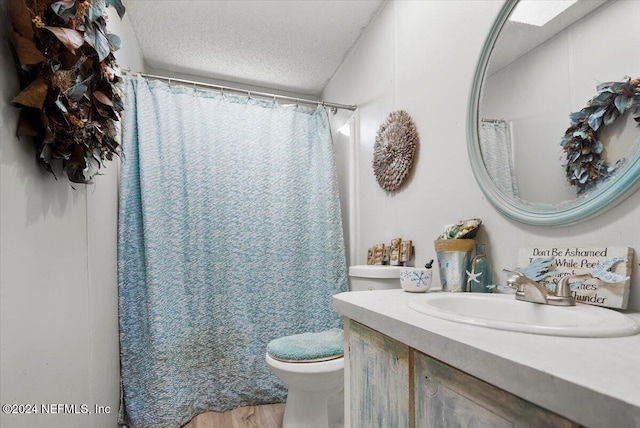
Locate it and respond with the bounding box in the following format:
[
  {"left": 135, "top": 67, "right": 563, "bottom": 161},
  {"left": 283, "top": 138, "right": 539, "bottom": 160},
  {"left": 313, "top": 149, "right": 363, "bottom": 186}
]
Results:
[{"left": 348, "top": 265, "right": 403, "bottom": 291}]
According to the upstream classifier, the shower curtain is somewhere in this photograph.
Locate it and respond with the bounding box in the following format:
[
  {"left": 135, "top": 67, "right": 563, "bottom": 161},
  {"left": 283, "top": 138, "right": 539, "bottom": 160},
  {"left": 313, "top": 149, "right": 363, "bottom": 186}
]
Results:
[
  {"left": 118, "top": 77, "right": 348, "bottom": 428},
  {"left": 479, "top": 119, "right": 520, "bottom": 199}
]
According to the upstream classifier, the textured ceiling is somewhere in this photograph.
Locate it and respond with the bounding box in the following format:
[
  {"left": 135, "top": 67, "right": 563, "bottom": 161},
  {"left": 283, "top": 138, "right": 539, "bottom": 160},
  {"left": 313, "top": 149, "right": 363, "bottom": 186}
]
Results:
[{"left": 125, "top": 0, "right": 386, "bottom": 96}]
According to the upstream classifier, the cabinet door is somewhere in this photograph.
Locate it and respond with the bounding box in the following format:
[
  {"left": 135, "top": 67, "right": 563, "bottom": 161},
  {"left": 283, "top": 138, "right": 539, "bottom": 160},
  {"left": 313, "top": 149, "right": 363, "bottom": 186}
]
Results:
[
  {"left": 349, "top": 321, "right": 410, "bottom": 428},
  {"left": 414, "top": 352, "right": 580, "bottom": 428}
]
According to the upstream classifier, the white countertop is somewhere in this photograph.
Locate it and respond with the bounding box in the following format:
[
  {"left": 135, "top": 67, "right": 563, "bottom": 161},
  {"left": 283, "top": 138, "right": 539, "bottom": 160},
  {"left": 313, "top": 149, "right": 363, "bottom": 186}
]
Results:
[{"left": 332, "top": 289, "right": 640, "bottom": 428}]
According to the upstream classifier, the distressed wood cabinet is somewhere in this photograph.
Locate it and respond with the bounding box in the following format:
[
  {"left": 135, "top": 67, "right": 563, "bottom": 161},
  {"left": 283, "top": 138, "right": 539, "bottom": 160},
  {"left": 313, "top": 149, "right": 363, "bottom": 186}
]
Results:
[
  {"left": 414, "top": 352, "right": 580, "bottom": 428},
  {"left": 348, "top": 321, "right": 580, "bottom": 428},
  {"left": 349, "top": 321, "right": 411, "bottom": 428}
]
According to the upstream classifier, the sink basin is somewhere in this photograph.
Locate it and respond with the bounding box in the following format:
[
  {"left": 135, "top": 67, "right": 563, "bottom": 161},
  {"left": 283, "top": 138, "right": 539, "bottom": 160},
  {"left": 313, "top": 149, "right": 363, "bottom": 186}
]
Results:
[{"left": 406, "top": 293, "right": 640, "bottom": 337}]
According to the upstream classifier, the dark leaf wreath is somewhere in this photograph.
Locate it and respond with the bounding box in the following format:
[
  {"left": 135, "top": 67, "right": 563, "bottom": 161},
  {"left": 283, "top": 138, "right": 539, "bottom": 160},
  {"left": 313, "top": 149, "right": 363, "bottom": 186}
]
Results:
[
  {"left": 6, "top": 0, "right": 126, "bottom": 184},
  {"left": 560, "top": 77, "right": 640, "bottom": 194}
]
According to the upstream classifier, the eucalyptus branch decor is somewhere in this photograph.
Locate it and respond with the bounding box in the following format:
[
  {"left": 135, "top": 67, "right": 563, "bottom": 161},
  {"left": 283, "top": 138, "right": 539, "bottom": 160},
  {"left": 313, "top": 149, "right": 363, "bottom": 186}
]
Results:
[
  {"left": 373, "top": 110, "right": 419, "bottom": 191},
  {"left": 560, "top": 77, "right": 640, "bottom": 194},
  {"left": 6, "top": 0, "right": 126, "bottom": 184}
]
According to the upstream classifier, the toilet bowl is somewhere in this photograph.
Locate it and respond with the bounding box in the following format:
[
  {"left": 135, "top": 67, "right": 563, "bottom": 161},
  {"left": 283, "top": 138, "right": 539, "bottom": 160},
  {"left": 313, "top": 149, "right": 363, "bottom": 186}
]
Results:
[{"left": 266, "top": 329, "right": 345, "bottom": 428}]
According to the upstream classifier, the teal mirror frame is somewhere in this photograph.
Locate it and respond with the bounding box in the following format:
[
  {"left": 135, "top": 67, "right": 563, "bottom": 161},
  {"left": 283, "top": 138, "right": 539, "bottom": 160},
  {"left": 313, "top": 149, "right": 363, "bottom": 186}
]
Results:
[{"left": 467, "top": 0, "right": 640, "bottom": 226}]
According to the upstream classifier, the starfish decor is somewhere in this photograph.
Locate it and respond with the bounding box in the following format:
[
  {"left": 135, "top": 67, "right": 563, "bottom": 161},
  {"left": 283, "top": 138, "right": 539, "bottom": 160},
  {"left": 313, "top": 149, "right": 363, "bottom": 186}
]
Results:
[{"left": 466, "top": 268, "right": 483, "bottom": 290}]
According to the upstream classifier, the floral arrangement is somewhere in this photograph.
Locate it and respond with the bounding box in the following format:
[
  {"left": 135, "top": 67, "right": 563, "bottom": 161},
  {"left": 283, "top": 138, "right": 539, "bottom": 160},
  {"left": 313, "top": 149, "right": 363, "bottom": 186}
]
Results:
[
  {"left": 560, "top": 77, "right": 640, "bottom": 194},
  {"left": 6, "top": 0, "right": 126, "bottom": 184}
]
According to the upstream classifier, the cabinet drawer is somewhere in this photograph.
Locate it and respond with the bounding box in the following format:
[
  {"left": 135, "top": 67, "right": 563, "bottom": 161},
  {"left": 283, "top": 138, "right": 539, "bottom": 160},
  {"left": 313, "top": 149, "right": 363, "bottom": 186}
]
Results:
[{"left": 414, "top": 352, "right": 580, "bottom": 428}]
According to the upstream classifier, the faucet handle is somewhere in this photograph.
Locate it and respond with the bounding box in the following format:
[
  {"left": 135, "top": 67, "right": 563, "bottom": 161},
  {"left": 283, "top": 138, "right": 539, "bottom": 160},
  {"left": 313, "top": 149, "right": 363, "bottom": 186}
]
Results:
[
  {"left": 556, "top": 274, "right": 593, "bottom": 297},
  {"left": 502, "top": 269, "right": 527, "bottom": 292}
]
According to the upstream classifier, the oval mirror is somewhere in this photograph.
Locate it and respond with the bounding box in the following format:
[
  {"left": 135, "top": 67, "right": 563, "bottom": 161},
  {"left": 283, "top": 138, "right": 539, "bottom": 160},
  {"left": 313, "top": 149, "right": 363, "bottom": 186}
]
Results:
[{"left": 468, "top": 0, "right": 640, "bottom": 226}]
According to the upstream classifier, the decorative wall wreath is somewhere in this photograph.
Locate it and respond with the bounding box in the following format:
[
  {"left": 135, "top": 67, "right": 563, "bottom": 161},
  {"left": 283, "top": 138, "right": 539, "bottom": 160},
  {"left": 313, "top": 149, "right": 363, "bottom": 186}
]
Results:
[
  {"left": 6, "top": 0, "right": 126, "bottom": 184},
  {"left": 372, "top": 110, "right": 419, "bottom": 191},
  {"left": 561, "top": 77, "right": 640, "bottom": 194}
]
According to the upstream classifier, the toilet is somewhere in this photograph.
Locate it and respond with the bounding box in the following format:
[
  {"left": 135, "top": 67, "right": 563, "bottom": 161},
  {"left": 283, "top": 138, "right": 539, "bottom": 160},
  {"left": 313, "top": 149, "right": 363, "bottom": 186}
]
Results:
[
  {"left": 265, "top": 266, "right": 401, "bottom": 428},
  {"left": 266, "top": 329, "right": 345, "bottom": 428}
]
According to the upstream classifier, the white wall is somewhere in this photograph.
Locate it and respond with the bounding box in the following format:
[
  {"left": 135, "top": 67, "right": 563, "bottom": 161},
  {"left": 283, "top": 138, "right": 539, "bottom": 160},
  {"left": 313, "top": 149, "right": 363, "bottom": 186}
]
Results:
[
  {"left": 324, "top": 0, "right": 640, "bottom": 311},
  {"left": 0, "top": 6, "right": 143, "bottom": 428}
]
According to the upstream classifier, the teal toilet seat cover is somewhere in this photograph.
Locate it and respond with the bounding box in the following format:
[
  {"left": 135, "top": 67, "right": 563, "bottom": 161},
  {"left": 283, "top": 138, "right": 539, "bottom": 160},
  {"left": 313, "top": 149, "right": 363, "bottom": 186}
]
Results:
[{"left": 267, "top": 328, "right": 344, "bottom": 362}]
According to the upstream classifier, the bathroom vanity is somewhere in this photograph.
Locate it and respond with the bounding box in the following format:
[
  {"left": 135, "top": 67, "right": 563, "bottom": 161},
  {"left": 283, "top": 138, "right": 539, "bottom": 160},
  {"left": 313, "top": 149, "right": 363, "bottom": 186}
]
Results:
[{"left": 332, "top": 290, "right": 640, "bottom": 428}]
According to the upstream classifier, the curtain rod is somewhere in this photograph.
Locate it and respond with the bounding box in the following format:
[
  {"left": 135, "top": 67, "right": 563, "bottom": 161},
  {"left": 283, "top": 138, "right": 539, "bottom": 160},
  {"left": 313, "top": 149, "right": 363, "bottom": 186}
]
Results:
[{"left": 122, "top": 70, "right": 357, "bottom": 112}]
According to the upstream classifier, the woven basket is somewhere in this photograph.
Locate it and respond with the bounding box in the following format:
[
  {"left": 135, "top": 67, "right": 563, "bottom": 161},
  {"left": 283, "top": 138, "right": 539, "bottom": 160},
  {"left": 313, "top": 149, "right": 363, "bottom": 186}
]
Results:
[{"left": 434, "top": 239, "right": 475, "bottom": 252}]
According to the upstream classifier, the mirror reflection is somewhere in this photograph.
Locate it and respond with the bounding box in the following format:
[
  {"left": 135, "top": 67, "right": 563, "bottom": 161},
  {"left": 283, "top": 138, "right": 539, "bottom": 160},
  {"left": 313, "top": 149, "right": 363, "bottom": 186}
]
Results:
[{"left": 478, "top": 0, "right": 640, "bottom": 205}]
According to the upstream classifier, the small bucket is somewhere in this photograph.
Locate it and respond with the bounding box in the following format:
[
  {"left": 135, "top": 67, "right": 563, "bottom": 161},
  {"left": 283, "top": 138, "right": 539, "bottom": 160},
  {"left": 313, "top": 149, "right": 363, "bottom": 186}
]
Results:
[{"left": 434, "top": 239, "right": 475, "bottom": 292}]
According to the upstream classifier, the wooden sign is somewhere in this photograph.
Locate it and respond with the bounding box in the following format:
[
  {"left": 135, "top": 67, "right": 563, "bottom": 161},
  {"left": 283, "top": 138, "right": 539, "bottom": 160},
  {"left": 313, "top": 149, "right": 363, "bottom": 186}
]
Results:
[{"left": 517, "top": 247, "right": 633, "bottom": 309}]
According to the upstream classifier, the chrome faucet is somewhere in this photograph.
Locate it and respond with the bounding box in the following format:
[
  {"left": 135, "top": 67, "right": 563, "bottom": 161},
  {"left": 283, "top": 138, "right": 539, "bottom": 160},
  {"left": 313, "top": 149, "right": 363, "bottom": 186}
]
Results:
[{"left": 502, "top": 269, "right": 582, "bottom": 306}]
